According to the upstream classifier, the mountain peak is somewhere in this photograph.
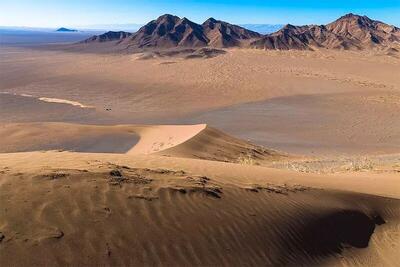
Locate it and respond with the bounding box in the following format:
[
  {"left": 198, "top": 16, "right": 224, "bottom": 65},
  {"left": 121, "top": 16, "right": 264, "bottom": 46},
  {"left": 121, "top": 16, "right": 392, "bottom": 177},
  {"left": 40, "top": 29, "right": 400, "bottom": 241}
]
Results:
[
  {"left": 180, "top": 17, "right": 195, "bottom": 24},
  {"left": 282, "top": 24, "right": 297, "bottom": 29},
  {"left": 204, "top": 18, "right": 218, "bottom": 24},
  {"left": 157, "top": 14, "right": 179, "bottom": 20},
  {"left": 155, "top": 14, "right": 180, "bottom": 24},
  {"left": 341, "top": 13, "right": 358, "bottom": 18},
  {"left": 335, "top": 13, "right": 373, "bottom": 24}
]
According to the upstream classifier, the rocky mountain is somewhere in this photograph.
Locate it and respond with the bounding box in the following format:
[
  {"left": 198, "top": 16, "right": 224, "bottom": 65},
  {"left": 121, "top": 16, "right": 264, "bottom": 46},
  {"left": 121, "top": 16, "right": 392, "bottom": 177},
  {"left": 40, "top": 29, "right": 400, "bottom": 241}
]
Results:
[
  {"left": 250, "top": 24, "right": 349, "bottom": 50},
  {"left": 250, "top": 13, "right": 400, "bottom": 50},
  {"left": 79, "top": 13, "right": 400, "bottom": 52},
  {"left": 123, "top": 14, "right": 208, "bottom": 48},
  {"left": 82, "top": 31, "right": 132, "bottom": 43},
  {"left": 202, "top": 18, "right": 261, "bottom": 47},
  {"left": 82, "top": 14, "right": 262, "bottom": 49},
  {"left": 326, "top": 13, "right": 400, "bottom": 48}
]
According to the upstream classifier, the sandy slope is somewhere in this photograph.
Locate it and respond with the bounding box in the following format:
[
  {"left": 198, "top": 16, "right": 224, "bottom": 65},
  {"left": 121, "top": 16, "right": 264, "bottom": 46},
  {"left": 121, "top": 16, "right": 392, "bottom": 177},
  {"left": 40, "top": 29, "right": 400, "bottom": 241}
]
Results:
[{"left": 0, "top": 151, "right": 399, "bottom": 266}]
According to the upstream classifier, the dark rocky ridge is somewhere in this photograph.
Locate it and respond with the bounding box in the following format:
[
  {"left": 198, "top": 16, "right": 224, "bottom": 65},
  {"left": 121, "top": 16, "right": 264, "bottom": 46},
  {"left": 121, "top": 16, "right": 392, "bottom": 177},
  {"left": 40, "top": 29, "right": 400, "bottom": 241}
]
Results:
[
  {"left": 123, "top": 14, "right": 209, "bottom": 48},
  {"left": 82, "top": 14, "right": 261, "bottom": 50},
  {"left": 80, "top": 13, "right": 400, "bottom": 52},
  {"left": 82, "top": 31, "right": 132, "bottom": 43},
  {"left": 202, "top": 18, "right": 261, "bottom": 47},
  {"left": 251, "top": 13, "right": 400, "bottom": 50}
]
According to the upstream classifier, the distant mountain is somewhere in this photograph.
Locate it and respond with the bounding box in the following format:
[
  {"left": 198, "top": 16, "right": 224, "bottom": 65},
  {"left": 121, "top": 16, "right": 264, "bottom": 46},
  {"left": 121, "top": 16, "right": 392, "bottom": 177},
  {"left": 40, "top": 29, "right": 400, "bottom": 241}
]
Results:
[
  {"left": 56, "top": 27, "right": 78, "bottom": 32},
  {"left": 78, "top": 13, "right": 400, "bottom": 53},
  {"left": 250, "top": 13, "right": 400, "bottom": 50}
]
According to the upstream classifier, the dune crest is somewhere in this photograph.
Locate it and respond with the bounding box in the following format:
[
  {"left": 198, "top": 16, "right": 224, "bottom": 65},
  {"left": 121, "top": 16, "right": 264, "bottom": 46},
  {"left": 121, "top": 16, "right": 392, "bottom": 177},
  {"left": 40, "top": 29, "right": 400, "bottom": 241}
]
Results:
[
  {"left": 158, "top": 125, "right": 284, "bottom": 162},
  {"left": 127, "top": 124, "right": 207, "bottom": 154},
  {"left": 0, "top": 123, "right": 283, "bottom": 164}
]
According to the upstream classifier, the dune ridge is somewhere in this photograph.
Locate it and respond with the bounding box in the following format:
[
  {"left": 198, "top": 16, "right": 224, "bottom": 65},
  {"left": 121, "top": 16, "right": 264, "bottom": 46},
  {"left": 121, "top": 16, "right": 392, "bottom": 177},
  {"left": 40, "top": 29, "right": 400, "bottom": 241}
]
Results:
[
  {"left": 158, "top": 125, "right": 285, "bottom": 162},
  {"left": 0, "top": 123, "right": 282, "bottom": 164}
]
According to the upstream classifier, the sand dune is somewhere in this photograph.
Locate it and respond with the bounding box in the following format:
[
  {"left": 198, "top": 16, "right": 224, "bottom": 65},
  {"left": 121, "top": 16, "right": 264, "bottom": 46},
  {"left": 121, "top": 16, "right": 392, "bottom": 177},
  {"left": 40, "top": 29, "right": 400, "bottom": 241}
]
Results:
[
  {"left": 127, "top": 124, "right": 207, "bottom": 155},
  {"left": 0, "top": 151, "right": 399, "bottom": 266},
  {"left": 0, "top": 123, "right": 283, "bottom": 164},
  {"left": 159, "top": 125, "right": 285, "bottom": 162},
  {"left": 0, "top": 123, "right": 398, "bottom": 265},
  {"left": 0, "top": 123, "right": 208, "bottom": 154},
  {"left": 0, "top": 123, "right": 207, "bottom": 155},
  {"left": 0, "top": 123, "right": 210, "bottom": 155}
]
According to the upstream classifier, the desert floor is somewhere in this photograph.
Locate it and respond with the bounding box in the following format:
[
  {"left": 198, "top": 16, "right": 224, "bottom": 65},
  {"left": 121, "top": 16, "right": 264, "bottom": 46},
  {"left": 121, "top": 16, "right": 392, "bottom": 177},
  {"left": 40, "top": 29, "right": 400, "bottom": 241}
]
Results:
[{"left": 0, "top": 46, "right": 399, "bottom": 266}]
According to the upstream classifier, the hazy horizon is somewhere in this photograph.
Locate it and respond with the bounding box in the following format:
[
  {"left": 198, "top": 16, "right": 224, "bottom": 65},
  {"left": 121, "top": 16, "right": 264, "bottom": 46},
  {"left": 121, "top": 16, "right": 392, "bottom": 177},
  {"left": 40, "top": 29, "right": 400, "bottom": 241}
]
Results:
[
  {"left": 1, "top": 0, "right": 399, "bottom": 28},
  {"left": 0, "top": 23, "right": 285, "bottom": 35}
]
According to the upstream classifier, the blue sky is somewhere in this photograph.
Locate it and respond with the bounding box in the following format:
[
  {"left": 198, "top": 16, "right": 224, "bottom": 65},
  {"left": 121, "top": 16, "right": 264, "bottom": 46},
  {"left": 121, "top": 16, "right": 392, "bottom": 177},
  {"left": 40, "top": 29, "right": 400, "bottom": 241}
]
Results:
[{"left": 1, "top": 0, "right": 399, "bottom": 27}]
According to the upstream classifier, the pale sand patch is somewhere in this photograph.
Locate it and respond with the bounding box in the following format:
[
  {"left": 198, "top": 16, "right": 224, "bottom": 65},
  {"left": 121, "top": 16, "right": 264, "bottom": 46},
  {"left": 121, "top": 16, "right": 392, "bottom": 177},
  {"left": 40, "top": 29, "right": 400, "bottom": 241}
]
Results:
[
  {"left": 0, "top": 91, "right": 93, "bottom": 108},
  {"left": 38, "top": 97, "right": 93, "bottom": 108}
]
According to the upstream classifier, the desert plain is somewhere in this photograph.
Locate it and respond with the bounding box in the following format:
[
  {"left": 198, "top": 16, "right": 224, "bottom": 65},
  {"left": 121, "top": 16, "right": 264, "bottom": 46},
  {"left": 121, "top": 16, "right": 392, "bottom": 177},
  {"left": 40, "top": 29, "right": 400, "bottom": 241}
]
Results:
[{"left": 1, "top": 22, "right": 400, "bottom": 266}]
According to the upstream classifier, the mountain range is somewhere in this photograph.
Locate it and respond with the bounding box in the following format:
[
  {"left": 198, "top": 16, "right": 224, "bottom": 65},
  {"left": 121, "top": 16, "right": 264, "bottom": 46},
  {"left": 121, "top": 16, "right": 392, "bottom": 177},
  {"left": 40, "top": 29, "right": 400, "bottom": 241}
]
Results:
[{"left": 79, "top": 13, "right": 400, "bottom": 52}]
